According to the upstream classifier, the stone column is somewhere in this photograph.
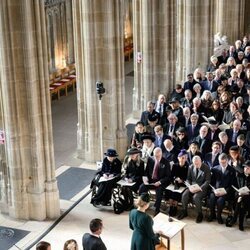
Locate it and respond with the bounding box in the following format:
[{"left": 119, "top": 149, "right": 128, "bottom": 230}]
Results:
[
  {"left": 133, "top": 0, "right": 176, "bottom": 116},
  {"left": 215, "top": 0, "right": 245, "bottom": 44},
  {"left": 176, "top": 0, "right": 215, "bottom": 83},
  {"left": 65, "top": 0, "right": 75, "bottom": 64},
  {"left": 0, "top": 0, "right": 60, "bottom": 220},
  {"left": 73, "top": 0, "right": 127, "bottom": 161}
]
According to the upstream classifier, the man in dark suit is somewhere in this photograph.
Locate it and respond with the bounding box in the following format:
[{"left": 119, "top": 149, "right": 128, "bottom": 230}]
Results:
[
  {"left": 139, "top": 147, "right": 171, "bottom": 215},
  {"left": 226, "top": 119, "right": 245, "bottom": 145},
  {"left": 204, "top": 141, "right": 221, "bottom": 169},
  {"left": 177, "top": 156, "right": 211, "bottom": 223},
  {"left": 186, "top": 113, "right": 201, "bottom": 144},
  {"left": 207, "top": 153, "right": 237, "bottom": 224},
  {"left": 140, "top": 101, "right": 160, "bottom": 126},
  {"left": 195, "top": 125, "right": 212, "bottom": 158},
  {"left": 183, "top": 73, "right": 198, "bottom": 96},
  {"left": 154, "top": 125, "right": 171, "bottom": 150},
  {"left": 201, "top": 72, "right": 218, "bottom": 92},
  {"left": 219, "top": 131, "right": 234, "bottom": 154},
  {"left": 82, "top": 218, "right": 107, "bottom": 250},
  {"left": 163, "top": 113, "right": 180, "bottom": 138}
]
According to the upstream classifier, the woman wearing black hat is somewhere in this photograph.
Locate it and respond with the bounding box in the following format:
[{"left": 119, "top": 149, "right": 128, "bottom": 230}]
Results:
[
  {"left": 122, "top": 147, "right": 144, "bottom": 193},
  {"left": 91, "top": 149, "right": 122, "bottom": 206},
  {"left": 129, "top": 193, "right": 160, "bottom": 250}
]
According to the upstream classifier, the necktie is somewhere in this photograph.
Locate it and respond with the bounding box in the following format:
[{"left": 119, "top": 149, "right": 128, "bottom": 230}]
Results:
[
  {"left": 232, "top": 131, "right": 237, "bottom": 143},
  {"left": 196, "top": 169, "right": 199, "bottom": 179},
  {"left": 158, "top": 137, "right": 162, "bottom": 147},
  {"left": 160, "top": 104, "right": 163, "bottom": 116},
  {"left": 170, "top": 125, "right": 173, "bottom": 133},
  {"left": 222, "top": 167, "right": 226, "bottom": 174},
  {"left": 152, "top": 160, "right": 160, "bottom": 180}
]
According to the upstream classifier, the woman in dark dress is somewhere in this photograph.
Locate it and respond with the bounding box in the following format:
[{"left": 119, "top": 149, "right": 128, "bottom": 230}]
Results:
[
  {"left": 91, "top": 149, "right": 122, "bottom": 206},
  {"left": 122, "top": 147, "right": 145, "bottom": 193},
  {"left": 165, "top": 149, "right": 189, "bottom": 216},
  {"left": 129, "top": 193, "right": 159, "bottom": 250}
]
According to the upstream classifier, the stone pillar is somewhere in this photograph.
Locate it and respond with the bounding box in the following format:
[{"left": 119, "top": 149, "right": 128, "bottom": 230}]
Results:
[
  {"left": 73, "top": 0, "right": 127, "bottom": 161},
  {"left": 176, "top": 0, "right": 215, "bottom": 83},
  {"left": 215, "top": 0, "right": 245, "bottom": 44},
  {"left": 0, "top": 0, "right": 60, "bottom": 220},
  {"left": 65, "top": 0, "right": 75, "bottom": 64},
  {"left": 133, "top": 0, "right": 176, "bottom": 116}
]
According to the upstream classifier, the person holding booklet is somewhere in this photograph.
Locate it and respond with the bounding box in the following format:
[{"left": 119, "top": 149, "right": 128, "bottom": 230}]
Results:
[
  {"left": 207, "top": 153, "right": 237, "bottom": 224},
  {"left": 165, "top": 149, "right": 189, "bottom": 216},
  {"left": 177, "top": 155, "right": 211, "bottom": 223},
  {"left": 139, "top": 147, "right": 171, "bottom": 216},
  {"left": 229, "top": 160, "right": 250, "bottom": 231},
  {"left": 91, "top": 149, "right": 122, "bottom": 207}
]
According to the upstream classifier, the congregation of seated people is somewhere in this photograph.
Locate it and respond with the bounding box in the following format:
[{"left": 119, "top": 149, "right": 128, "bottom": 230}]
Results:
[
  {"left": 90, "top": 35, "right": 250, "bottom": 232},
  {"left": 128, "top": 35, "right": 250, "bottom": 231}
]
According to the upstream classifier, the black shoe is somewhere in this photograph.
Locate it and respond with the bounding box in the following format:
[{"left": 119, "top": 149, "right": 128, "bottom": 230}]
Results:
[
  {"left": 92, "top": 201, "right": 101, "bottom": 207},
  {"left": 239, "top": 224, "right": 244, "bottom": 231},
  {"left": 207, "top": 213, "right": 216, "bottom": 222},
  {"left": 177, "top": 210, "right": 188, "bottom": 220},
  {"left": 196, "top": 213, "right": 203, "bottom": 223},
  {"left": 100, "top": 201, "right": 112, "bottom": 206},
  {"left": 217, "top": 215, "right": 224, "bottom": 224}
]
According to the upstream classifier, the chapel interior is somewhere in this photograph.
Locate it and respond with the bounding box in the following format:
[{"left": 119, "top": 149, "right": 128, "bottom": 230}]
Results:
[{"left": 0, "top": 0, "right": 250, "bottom": 249}]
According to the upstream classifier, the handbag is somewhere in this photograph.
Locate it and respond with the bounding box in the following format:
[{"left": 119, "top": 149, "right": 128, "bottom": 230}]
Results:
[{"left": 155, "top": 236, "right": 167, "bottom": 250}]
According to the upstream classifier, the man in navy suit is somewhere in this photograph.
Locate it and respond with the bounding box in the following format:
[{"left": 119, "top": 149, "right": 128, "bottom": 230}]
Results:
[
  {"left": 207, "top": 153, "right": 237, "bottom": 224},
  {"left": 177, "top": 156, "right": 211, "bottom": 223},
  {"left": 186, "top": 113, "right": 200, "bottom": 144},
  {"left": 82, "top": 218, "right": 107, "bottom": 250},
  {"left": 154, "top": 125, "right": 170, "bottom": 150},
  {"left": 195, "top": 125, "right": 212, "bottom": 158},
  {"left": 204, "top": 141, "right": 221, "bottom": 169},
  {"left": 226, "top": 119, "right": 245, "bottom": 145},
  {"left": 140, "top": 101, "right": 160, "bottom": 126}
]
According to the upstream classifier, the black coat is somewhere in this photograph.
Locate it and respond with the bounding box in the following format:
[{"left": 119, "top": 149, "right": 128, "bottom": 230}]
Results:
[{"left": 82, "top": 233, "right": 107, "bottom": 250}]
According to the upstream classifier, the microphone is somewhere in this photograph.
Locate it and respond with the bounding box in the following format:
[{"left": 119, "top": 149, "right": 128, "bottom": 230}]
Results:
[{"left": 167, "top": 207, "right": 173, "bottom": 222}]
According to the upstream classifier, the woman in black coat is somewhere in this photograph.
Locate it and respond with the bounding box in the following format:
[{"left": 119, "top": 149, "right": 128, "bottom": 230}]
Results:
[{"left": 91, "top": 149, "right": 122, "bottom": 206}]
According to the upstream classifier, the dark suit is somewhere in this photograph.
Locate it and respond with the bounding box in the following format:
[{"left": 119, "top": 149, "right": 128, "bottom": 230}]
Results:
[
  {"left": 163, "top": 123, "right": 180, "bottom": 136},
  {"left": 204, "top": 153, "right": 220, "bottom": 169},
  {"left": 226, "top": 129, "right": 245, "bottom": 144},
  {"left": 186, "top": 124, "right": 201, "bottom": 143},
  {"left": 207, "top": 128, "right": 221, "bottom": 141},
  {"left": 181, "top": 163, "right": 211, "bottom": 214},
  {"left": 154, "top": 134, "right": 171, "bottom": 150},
  {"left": 195, "top": 135, "right": 212, "bottom": 157},
  {"left": 82, "top": 233, "right": 107, "bottom": 250},
  {"left": 139, "top": 156, "right": 171, "bottom": 213},
  {"left": 208, "top": 165, "right": 237, "bottom": 217},
  {"left": 140, "top": 110, "right": 160, "bottom": 126}
]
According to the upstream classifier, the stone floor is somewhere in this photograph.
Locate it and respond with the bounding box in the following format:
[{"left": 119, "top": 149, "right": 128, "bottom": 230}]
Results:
[{"left": 1, "top": 61, "right": 250, "bottom": 250}]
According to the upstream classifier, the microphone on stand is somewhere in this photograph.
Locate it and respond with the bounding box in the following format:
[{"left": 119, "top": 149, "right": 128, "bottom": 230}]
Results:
[{"left": 167, "top": 207, "right": 173, "bottom": 222}]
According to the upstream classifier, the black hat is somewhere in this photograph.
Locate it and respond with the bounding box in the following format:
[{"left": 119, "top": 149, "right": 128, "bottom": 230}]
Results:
[
  {"left": 127, "top": 147, "right": 141, "bottom": 155},
  {"left": 140, "top": 193, "right": 150, "bottom": 203},
  {"left": 104, "top": 149, "right": 118, "bottom": 157},
  {"left": 208, "top": 119, "right": 218, "bottom": 125},
  {"left": 243, "top": 160, "right": 250, "bottom": 167},
  {"left": 178, "top": 149, "right": 188, "bottom": 157},
  {"left": 169, "top": 97, "right": 180, "bottom": 103},
  {"left": 148, "top": 113, "right": 159, "bottom": 122},
  {"left": 141, "top": 133, "right": 155, "bottom": 142}
]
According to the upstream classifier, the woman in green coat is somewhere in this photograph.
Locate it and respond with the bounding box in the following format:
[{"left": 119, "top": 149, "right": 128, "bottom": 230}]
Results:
[{"left": 129, "top": 193, "right": 159, "bottom": 250}]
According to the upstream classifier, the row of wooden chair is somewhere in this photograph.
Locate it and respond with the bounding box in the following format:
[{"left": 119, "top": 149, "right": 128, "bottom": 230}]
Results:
[{"left": 50, "top": 64, "right": 76, "bottom": 100}]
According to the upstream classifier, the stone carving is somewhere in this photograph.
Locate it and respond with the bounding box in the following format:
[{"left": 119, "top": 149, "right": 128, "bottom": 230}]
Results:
[
  {"left": 44, "top": 0, "right": 65, "bottom": 7},
  {"left": 213, "top": 32, "right": 230, "bottom": 57}
]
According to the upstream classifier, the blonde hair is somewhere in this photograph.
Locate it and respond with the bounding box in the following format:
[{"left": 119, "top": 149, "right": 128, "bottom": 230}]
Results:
[{"left": 135, "top": 196, "right": 149, "bottom": 208}]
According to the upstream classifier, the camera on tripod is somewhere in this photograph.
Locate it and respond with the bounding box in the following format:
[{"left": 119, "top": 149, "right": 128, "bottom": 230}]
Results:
[{"left": 96, "top": 81, "right": 105, "bottom": 95}]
